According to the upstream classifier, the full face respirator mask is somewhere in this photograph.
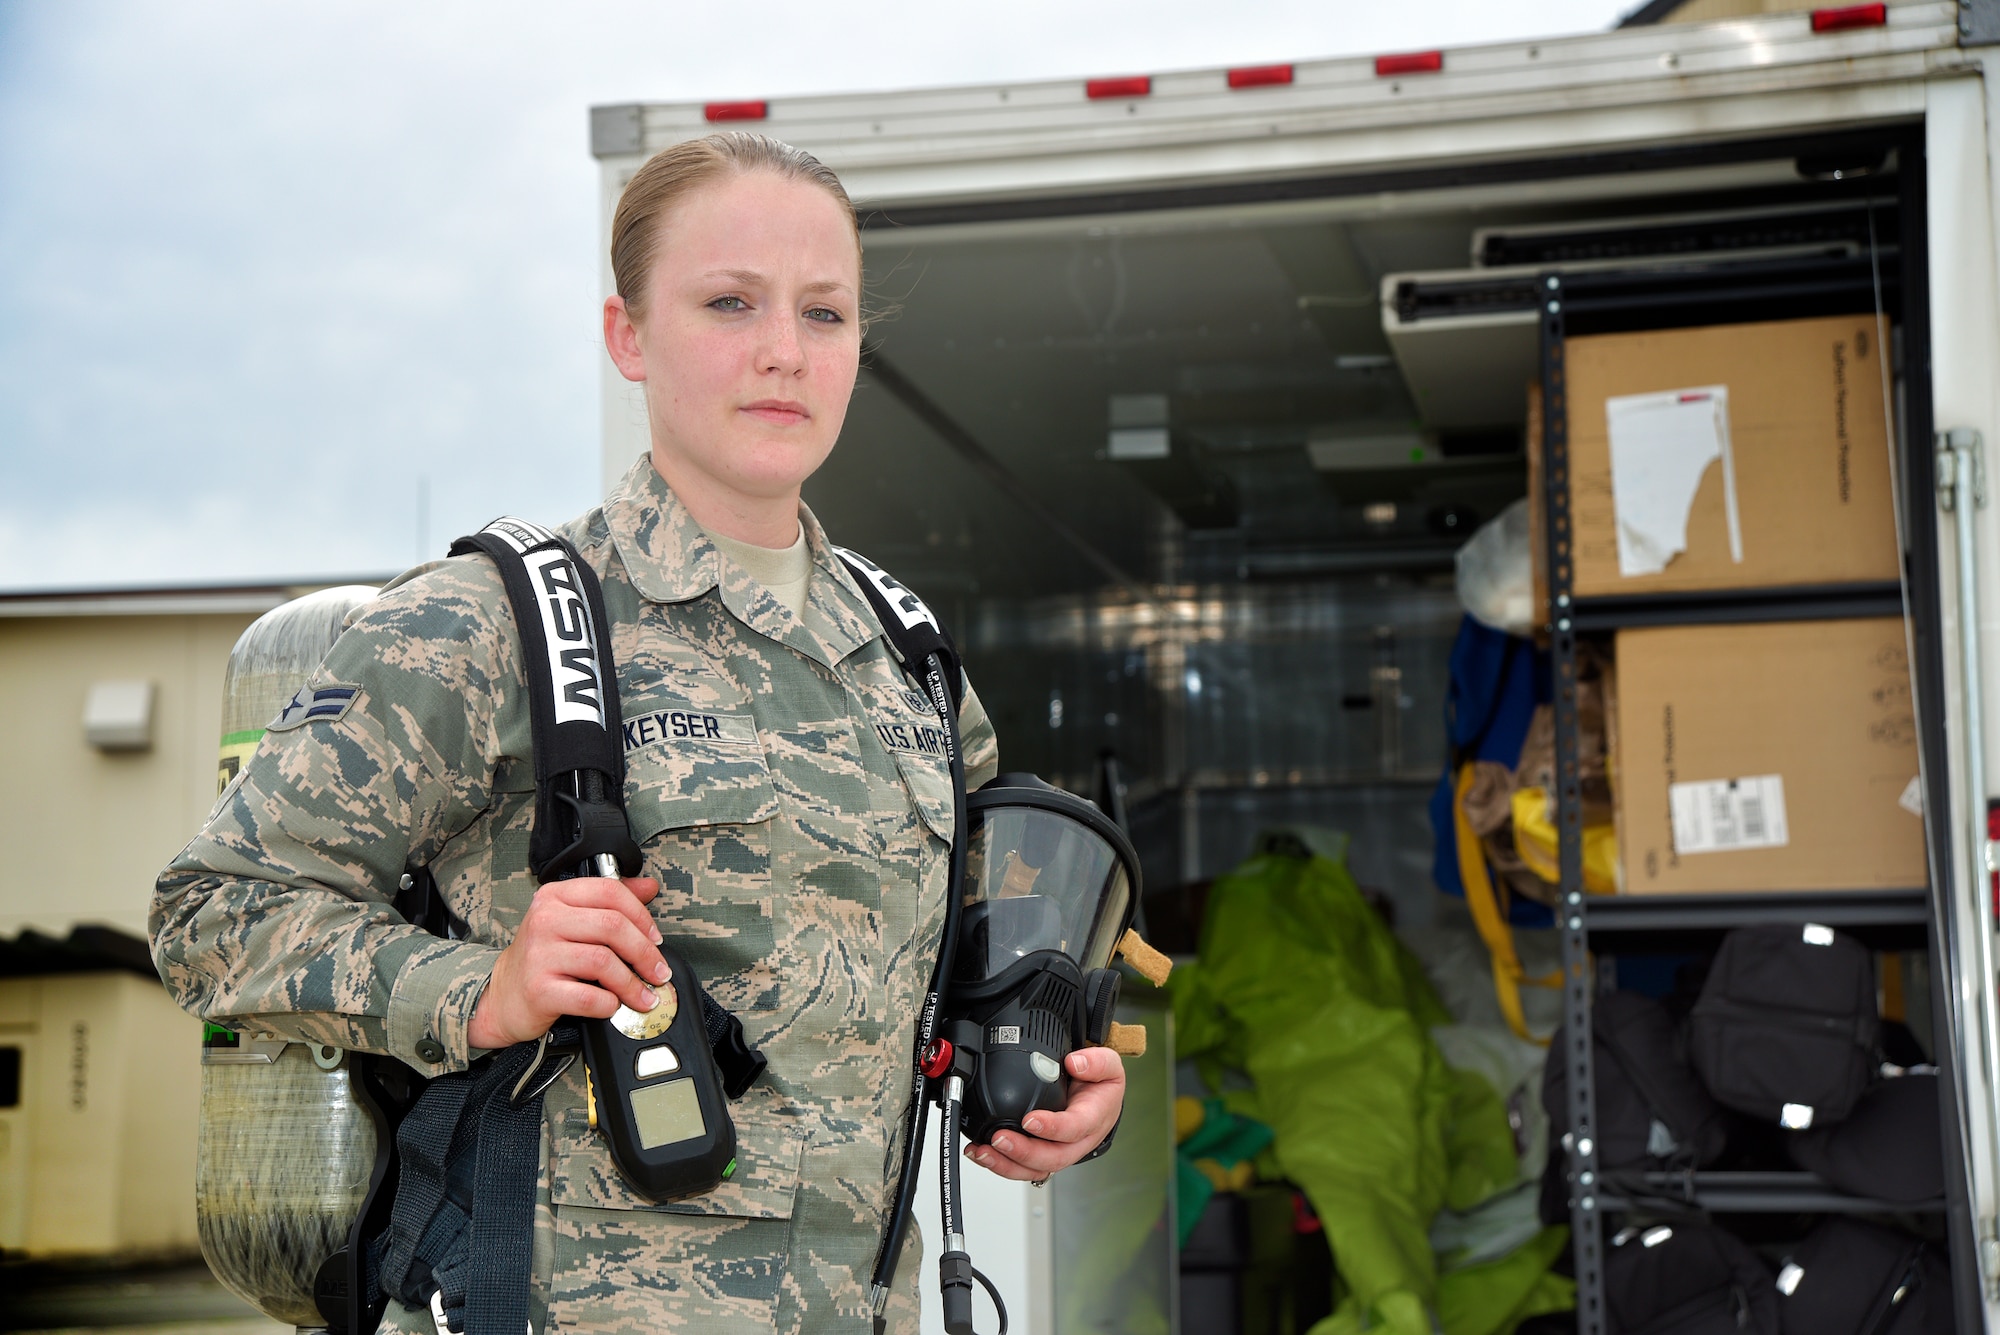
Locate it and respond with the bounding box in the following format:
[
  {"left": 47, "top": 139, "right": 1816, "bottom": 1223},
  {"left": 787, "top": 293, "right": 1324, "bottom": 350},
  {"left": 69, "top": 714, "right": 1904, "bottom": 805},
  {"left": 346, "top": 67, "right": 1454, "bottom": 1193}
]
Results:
[
  {"left": 920, "top": 773, "right": 1142, "bottom": 1144},
  {"left": 899, "top": 771, "right": 1147, "bottom": 1335}
]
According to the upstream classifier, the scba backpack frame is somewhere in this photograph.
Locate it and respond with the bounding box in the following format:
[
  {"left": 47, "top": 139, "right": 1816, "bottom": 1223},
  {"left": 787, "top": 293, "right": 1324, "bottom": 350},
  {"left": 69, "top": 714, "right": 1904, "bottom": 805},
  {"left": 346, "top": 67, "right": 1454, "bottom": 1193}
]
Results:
[{"left": 200, "top": 519, "right": 769, "bottom": 1335}]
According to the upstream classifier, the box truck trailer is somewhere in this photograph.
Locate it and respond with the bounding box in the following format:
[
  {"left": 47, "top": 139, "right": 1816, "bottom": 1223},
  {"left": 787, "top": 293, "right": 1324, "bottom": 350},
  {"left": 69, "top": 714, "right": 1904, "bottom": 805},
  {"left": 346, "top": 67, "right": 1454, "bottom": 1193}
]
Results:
[{"left": 593, "top": 5, "right": 2000, "bottom": 1331}]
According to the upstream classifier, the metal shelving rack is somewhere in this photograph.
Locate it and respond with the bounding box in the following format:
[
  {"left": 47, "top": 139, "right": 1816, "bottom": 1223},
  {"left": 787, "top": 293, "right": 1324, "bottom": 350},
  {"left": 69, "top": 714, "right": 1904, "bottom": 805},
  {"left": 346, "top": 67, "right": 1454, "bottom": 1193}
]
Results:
[
  {"left": 1596, "top": 1171, "right": 1946, "bottom": 1215},
  {"left": 1539, "top": 127, "right": 1982, "bottom": 1335}
]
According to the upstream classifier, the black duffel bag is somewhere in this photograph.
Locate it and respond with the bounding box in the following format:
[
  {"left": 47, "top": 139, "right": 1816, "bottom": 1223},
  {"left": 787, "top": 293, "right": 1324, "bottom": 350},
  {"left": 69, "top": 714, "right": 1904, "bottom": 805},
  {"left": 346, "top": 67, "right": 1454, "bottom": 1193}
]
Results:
[
  {"left": 1606, "top": 1220, "right": 1779, "bottom": 1335},
  {"left": 1776, "top": 1218, "right": 1953, "bottom": 1335},
  {"left": 1688, "top": 923, "right": 1878, "bottom": 1130},
  {"left": 1546, "top": 990, "right": 1729, "bottom": 1174},
  {"left": 1788, "top": 1072, "right": 1945, "bottom": 1204}
]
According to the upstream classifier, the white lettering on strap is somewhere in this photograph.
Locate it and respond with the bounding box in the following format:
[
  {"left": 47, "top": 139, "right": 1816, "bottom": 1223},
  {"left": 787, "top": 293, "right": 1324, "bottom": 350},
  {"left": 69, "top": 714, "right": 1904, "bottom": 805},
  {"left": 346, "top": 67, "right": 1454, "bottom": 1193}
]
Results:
[
  {"left": 835, "top": 547, "right": 939, "bottom": 635},
  {"left": 526, "top": 548, "right": 604, "bottom": 727},
  {"left": 481, "top": 515, "right": 560, "bottom": 556}
]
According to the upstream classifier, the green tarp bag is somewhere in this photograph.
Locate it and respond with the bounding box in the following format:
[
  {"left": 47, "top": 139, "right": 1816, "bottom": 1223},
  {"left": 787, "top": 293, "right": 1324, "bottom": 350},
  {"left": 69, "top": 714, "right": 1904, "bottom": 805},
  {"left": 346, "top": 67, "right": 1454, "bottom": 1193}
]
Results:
[{"left": 1172, "top": 845, "right": 1572, "bottom": 1335}]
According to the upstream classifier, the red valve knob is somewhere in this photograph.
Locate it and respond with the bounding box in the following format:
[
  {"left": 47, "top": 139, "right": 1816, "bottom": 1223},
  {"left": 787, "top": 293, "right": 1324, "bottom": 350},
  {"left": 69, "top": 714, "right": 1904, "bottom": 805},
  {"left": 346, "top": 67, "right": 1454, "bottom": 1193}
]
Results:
[{"left": 921, "top": 1038, "right": 954, "bottom": 1080}]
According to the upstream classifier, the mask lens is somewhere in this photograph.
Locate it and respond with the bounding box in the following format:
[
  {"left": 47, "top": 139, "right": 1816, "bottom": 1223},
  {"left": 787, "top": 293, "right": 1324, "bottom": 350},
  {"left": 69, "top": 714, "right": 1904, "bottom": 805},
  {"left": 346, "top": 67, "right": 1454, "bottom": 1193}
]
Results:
[{"left": 958, "top": 806, "right": 1131, "bottom": 984}]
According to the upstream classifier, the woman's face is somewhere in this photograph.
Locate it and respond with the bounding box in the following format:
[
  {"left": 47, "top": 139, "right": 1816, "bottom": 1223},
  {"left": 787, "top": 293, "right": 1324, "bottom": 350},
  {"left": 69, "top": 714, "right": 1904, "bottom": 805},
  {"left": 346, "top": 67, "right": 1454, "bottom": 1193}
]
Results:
[{"left": 605, "top": 170, "right": 862, "bottom": 515}]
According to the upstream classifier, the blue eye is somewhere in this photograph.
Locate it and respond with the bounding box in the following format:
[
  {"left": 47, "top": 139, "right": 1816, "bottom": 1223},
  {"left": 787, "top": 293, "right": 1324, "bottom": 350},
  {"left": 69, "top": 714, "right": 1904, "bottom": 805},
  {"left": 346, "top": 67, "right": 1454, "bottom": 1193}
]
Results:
[
  {"left": 709, "top": 295, "right": 747, "bottom": 312},
  {"left": 805, "top": 306, "right": 844, "bottom": 324}
]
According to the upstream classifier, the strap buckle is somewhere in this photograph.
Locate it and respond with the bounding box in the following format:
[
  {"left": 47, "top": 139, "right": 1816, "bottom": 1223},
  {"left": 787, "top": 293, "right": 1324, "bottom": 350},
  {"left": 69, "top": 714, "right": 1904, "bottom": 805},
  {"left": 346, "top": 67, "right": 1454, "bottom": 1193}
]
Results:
[
  {"left": 509, "top": 1028, "right": 578, "bottom": 1107},
  {"left": 431, "top": 1287, "right": 533, "bottom": 1335}
]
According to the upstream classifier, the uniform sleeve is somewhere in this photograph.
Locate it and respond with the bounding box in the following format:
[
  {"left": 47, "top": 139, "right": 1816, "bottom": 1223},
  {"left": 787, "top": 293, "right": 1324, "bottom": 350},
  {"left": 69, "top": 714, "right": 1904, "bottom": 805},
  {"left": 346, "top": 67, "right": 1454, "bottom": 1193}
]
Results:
[
  {"left": 958, "top": 675, "right": 1000, "bottom": 793},
  {"left": 150, "top": 559, "right": 518, "bottom": 1074}
]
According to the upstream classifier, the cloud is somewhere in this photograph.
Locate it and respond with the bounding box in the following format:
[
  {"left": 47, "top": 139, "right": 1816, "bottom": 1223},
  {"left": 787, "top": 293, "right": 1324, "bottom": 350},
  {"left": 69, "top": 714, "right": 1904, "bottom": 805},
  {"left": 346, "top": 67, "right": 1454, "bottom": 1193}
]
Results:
[{"left": 0, "top": 0, "right": 1631, "bottom": 591}]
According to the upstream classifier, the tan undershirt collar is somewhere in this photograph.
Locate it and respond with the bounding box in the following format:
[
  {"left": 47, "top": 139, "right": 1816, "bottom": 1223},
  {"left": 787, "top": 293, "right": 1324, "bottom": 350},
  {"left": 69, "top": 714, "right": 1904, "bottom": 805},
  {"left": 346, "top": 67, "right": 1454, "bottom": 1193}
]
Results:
[{"left": 703, "top": 523, "right": 811, "bottom": 619}]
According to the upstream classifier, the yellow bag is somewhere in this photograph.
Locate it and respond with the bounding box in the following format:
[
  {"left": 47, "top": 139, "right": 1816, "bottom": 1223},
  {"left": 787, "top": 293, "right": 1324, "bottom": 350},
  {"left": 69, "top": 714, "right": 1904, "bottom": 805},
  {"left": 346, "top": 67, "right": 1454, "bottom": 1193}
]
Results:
[
  {"left": 1511, "top": 786, "right": 1618, "bottom": 896},
  {"left": 1453, "top": 764, "right": 1563, "bottom": 1044}
]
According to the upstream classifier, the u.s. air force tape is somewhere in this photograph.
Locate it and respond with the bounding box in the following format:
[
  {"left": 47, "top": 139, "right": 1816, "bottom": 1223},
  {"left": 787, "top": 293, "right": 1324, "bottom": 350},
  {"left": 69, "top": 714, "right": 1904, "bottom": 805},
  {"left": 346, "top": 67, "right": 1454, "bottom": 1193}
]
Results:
[{"left": 267, "top": 682, "right": 362, "bottom": 732}]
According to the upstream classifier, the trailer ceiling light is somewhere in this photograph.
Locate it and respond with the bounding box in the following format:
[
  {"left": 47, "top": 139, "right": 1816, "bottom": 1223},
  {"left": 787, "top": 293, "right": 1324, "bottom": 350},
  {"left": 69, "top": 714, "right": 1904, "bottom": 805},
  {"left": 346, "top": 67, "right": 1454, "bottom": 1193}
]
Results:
[
  {"left": 703, "top": 100, "right": 768, "bottom": 122},
  {"left": 1086, "top": 76, "right": 1152, "bottom": 99},
  {"left": 1227, "top": 64, "right": 1294, "bottom": 89},
  {"left": 1375, "top": 50, "right": 1444, "bottom": 77},
  {"left": 1809, "top": 3, "right": 1886, "bottom": 31}
]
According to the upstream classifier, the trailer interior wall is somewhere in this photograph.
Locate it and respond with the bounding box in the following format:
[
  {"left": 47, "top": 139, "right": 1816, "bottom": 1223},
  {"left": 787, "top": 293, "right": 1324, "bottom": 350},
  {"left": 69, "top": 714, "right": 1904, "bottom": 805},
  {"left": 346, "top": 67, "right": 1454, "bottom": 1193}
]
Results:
[{"left": 595, "top": 8, "right": 1999, "bottom": 1332}]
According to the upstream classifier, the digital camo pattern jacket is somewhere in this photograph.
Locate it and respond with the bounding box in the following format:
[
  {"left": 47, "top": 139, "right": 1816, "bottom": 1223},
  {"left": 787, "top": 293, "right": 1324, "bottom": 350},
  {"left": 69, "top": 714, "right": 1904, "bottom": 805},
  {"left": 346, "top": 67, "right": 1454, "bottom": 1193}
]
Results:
[{"left": 153, "top": 454, "right": 1000, "bottom": 1335}]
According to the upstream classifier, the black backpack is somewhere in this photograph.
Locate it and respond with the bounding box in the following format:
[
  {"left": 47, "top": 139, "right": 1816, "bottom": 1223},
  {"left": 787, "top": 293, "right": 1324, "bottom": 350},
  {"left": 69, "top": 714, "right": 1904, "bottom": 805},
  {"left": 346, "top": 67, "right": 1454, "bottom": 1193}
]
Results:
[
  {"left": 1605, "top": 1220, "right": 1779, "bottom": 1335},
  {"left": 1545, "top": 990, "right": 1730, "bottom": 1174},
  {"left": 1688, "top": 923, "right": 1878, "bottom": 1130},
  {"left": 1787, "top": 1073, "right": 1945, "bottom": 1205},
  {"left": 1776, "top": 1218, "right": 1953, "bottom": 1335}
]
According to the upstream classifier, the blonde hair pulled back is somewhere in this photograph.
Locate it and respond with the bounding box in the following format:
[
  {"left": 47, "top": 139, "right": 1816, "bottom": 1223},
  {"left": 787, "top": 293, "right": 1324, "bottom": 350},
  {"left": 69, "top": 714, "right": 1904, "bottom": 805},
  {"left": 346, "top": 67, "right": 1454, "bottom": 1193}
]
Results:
[{"left": 610, "top": 132, "right": 860, "bottom": 320}]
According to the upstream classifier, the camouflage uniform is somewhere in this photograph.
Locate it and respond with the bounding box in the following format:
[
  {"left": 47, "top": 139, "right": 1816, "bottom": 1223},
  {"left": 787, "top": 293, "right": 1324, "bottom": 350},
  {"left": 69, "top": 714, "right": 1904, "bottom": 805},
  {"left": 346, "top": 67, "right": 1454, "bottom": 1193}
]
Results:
[{"left": 153, "top": 455, "right": 1000, "bottom": 1335}]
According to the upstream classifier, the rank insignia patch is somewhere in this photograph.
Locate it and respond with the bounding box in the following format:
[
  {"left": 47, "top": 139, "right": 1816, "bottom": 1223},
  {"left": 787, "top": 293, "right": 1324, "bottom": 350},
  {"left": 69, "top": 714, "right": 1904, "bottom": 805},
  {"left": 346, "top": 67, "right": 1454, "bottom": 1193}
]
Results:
[{"left": 268, "top": 682, "right": 362, "bottom": 731}]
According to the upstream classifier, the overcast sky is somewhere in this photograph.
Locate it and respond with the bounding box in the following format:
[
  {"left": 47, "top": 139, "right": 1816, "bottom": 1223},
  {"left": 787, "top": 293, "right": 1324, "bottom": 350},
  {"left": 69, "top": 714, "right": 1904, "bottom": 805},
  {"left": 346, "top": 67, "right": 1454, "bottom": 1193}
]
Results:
[{"left": 0, "top": 0, "right": 1634, "bottom": 592}]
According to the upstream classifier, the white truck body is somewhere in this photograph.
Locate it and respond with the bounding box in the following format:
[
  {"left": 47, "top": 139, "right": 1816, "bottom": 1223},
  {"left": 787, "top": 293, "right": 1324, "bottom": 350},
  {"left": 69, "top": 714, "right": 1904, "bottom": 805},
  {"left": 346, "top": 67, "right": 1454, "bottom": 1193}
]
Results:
[{"left": 595, "top": 6, "right": 2000, "bottom": 1330}]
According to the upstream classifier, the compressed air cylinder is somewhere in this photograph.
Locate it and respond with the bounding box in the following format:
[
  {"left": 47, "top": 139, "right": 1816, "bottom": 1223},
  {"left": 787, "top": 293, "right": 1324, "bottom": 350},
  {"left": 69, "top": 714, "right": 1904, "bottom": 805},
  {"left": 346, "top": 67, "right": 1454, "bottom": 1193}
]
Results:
[
  {"left": 195, "top": 585, "right": 378, "bottom": 1327},
  {"left": 213, "top": 585, "right": 381, "bottom": 797},
  {"left": 198, "top": 1040, "right": 378, "bottom": 1325}
]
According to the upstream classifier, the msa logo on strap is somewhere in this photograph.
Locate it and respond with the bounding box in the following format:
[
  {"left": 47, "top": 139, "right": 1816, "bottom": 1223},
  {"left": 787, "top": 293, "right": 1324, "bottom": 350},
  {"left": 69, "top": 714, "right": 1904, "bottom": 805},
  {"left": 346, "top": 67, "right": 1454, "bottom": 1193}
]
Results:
[
  {"left": 525, "top": 546, "right": 606, "bottom": 728},
  {"left": 835, "top": 547, "right": 939, "bottom": 635},
  {"left": 472, "top": 517, "right": 608, "bottom": 729}
]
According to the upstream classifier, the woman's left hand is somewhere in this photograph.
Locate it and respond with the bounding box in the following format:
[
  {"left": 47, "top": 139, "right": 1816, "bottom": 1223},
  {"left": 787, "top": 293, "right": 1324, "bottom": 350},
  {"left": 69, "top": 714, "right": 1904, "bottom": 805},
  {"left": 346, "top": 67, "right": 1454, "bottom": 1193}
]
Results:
[{"left": 967, "top": 1046, "right": 1125, "bottom": 1183}]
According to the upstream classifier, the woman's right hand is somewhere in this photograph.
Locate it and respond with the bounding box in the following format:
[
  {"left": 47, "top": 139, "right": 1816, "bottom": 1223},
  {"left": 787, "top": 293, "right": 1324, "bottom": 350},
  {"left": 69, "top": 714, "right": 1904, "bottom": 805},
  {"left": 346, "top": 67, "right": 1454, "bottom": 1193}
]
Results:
[{"left": 467, "top": 876, "right": 671, "bottom": 1050}]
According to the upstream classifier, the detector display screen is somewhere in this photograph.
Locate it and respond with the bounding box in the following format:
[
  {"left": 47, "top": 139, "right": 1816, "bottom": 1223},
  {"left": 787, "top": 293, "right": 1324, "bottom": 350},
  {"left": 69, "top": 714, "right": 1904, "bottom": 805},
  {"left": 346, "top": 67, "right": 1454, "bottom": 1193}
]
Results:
[{"left": 630, "top": 1078, "right": 706, "bottom": 1150}]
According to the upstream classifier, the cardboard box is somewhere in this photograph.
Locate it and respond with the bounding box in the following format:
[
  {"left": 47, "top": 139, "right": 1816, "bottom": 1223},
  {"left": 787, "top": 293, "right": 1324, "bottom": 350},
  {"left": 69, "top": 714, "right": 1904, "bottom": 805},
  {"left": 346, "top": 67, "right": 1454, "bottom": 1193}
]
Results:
[
  {"left": 1613, "top": 617, "right": 1925, "bottom": 894},
  {"left": 1565, "top": 315, "right": 1899, "bottom": 597}
]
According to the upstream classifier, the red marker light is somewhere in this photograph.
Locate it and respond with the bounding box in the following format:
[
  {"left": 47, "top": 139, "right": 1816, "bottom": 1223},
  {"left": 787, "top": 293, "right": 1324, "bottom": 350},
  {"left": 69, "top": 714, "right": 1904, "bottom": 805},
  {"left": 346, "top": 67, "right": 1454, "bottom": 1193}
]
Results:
[
  {"left": 921, "top": 1038, "right": 955, "bottom": 1080},
  {"left": 1375, "top": 50, "right": 1444, "bottom": 77},
  {"left": 704, "top": 101, "right": 768, "bottom": 123},
  {"left": 1228, "top": 64, "right": 1294, "bottom": 89},
  {"left": 1810, "top": 3, "right": 1886, "bottom": 30},
  {"left": 1086, "top": 76, "right": 1152, "bottom": 99},
  {"left": 1987, "top": 801, "right": 1998, "bottom": 916}
]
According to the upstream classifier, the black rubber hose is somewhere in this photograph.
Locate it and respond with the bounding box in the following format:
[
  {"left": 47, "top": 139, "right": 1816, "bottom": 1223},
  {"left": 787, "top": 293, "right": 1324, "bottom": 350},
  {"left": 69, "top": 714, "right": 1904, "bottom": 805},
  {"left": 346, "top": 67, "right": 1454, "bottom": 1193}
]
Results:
[
  {"left": 941, "top": 1086, "right": 964, "bottom": 1241},
  {"left": 869, "top": 649, "right": 969, "bottom": 1303},
  {"left": 939, "top": 1090, "right": 1008, "bottom": 1335},
  {"left": 971, "top": 1266, "right": 1008, "bottom": 1335}
]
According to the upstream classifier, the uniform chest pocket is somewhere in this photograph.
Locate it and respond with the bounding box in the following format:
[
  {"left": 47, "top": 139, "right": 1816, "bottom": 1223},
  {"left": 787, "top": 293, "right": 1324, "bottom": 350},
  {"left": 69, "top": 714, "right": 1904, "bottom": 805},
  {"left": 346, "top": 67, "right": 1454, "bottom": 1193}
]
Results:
[
  {"left": 620, "top": 705, "right": 776, "bottom": 834},
  {"left": 621, "top": 703, "right": 784, "bottom": 1017},
  {"left": 547, "top": 1078, "right": 806, "bottom": 1221},
  {"left": 891, "top": 744, "right": 955, "bottom": 847}
]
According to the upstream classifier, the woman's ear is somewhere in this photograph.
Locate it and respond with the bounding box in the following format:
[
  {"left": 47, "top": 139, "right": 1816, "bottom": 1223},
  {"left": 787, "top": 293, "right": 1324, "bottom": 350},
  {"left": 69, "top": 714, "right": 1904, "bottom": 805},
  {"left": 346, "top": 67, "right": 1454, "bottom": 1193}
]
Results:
[{"left": 603, "top": 295, "right": 647, "bottom": 383}]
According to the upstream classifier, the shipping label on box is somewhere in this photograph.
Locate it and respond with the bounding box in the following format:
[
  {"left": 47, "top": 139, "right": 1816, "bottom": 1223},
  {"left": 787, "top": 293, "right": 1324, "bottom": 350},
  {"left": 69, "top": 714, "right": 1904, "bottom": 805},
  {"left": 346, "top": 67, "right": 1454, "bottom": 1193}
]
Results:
[
  {"left": 1606, "top": 386, "right": 1742, "bottom": 579},
  {"left": 1565, "top": 316, "right": 1898, "bottom": 597},
  {"left": 1669, "top": 774, "right": 1788, "bottom": 854}
]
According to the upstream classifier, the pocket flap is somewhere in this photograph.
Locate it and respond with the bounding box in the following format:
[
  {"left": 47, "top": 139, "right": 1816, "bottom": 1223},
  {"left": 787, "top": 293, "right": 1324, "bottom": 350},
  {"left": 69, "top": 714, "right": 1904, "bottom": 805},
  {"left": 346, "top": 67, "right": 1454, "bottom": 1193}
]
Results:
[
  {"left": 892, "top": 746, "right": 955, "bottom": 845},
  {"left": 549, "top": 1083, "right": 805, "bottom": 1219},
  {"left": 621, "top": 705, "right": 778, "bottom": 842}
]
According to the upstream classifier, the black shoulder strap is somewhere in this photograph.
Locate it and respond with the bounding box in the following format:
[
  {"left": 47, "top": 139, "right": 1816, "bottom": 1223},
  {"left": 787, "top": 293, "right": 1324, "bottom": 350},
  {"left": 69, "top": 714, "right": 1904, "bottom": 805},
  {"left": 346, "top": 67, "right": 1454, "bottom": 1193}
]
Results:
[
  {"left": 834, "top": 547, "right": 973, "bottom": 1315},
  {"left": 452, "top": 517, "right": 763, "bottom": 1106},
  {"left": 835, "top": 547, "right": 964, "bottom": 714},
  {"left": 358, "top": 521, "right": 645, "bottom": 1335},
  {"left": 450, "top": 518, "right": 639, "bottom": 881}
]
